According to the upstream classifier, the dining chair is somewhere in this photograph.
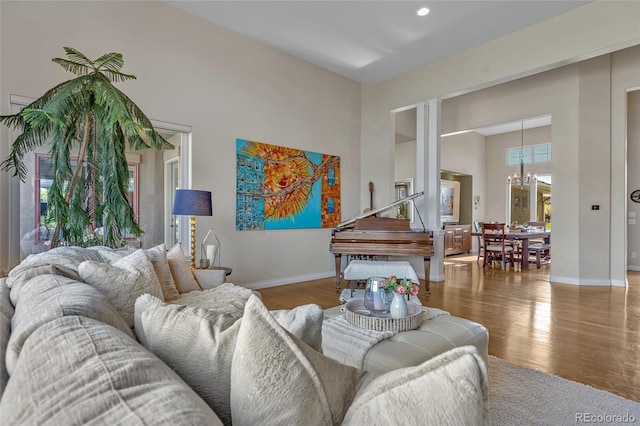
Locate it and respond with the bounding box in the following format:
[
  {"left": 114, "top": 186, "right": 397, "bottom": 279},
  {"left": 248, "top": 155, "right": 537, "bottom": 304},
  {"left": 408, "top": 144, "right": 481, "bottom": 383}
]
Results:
[
  {"left": 525, "top": 221, "right": 550, "bottom": 265},
  {"left": 473, "top": 221, "right": 483, "bottom": 262},
  {"left": 481, "top": 222, "right": 515, "bottom": 270},
  {"left": 525, "top": 221, "right": 546, "bottom": 245}
]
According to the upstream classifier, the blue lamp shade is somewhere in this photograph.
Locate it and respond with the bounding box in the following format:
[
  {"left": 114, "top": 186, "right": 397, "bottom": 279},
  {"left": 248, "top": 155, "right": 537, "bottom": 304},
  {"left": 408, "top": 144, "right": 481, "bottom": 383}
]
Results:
[{"left": 173, "top": 189, "right": 212, "bottom": 216}]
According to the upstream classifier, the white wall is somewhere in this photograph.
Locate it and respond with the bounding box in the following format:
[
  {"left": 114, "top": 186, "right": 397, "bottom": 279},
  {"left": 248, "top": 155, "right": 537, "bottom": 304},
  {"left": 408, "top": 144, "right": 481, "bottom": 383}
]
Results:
[
  {"left": 628, "top": 91, "right": 640, "bottom": 270},
  {"left": 362, "top": 2, "right": 640, "bottom": 286},
  {"left": 0, "top": 1, "right": 362, "bottom": 286},
  {"left": 394, "top": 140, "right": 417, "bottom": 182}
]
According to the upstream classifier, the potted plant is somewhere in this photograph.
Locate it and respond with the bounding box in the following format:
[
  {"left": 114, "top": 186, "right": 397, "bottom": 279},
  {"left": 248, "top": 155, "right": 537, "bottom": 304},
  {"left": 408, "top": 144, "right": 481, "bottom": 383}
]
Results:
[{"left": 1, "top": 47, "right": 172, "bottom": 248}]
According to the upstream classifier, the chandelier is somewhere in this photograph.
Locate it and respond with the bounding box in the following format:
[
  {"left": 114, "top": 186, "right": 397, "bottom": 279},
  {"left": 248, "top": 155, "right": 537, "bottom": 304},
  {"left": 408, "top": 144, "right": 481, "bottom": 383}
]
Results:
[{"left": 507, "top": 121, "right": 536, "bottom": 188}]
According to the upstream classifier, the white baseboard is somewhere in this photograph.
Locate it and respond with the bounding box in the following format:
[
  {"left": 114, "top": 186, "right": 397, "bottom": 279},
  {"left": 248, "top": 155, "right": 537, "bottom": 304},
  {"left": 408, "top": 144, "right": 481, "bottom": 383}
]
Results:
[
  {"left": 242, "top": 271, "right": 335, "bottom": 290},
  {"left": 549, "top": 276, "right": 613, "bottom": 286},
  {"left": 628, "top": 265, "right": 640, "bottom": 272},
  {"left": 611, "top": 279, "right": 627, "bottom": 287},
  {"left": 430, "top": 273, "right": 446, "bottom": 282}
]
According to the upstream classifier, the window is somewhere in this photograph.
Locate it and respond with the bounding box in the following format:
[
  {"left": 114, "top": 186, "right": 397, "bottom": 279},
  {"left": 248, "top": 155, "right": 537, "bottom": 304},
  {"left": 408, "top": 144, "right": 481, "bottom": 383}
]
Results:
[
  {"left": 507, "top": 147, "right": 532, "bottom": 166},
  {"left": 35, "top": 154, "right": 139, "bottom": 244},
  {"left": 507, "top": 144, "right": 551, "bottom": 165},
  {"left": 534, "top": 144, "right": 552, "bottom": 163}
]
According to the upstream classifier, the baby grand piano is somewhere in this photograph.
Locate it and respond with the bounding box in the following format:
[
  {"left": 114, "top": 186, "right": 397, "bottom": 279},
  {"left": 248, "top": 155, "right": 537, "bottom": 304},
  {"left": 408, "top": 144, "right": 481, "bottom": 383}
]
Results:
[{"left": 329, "top": 192, "right": 434, "bottom": 292}]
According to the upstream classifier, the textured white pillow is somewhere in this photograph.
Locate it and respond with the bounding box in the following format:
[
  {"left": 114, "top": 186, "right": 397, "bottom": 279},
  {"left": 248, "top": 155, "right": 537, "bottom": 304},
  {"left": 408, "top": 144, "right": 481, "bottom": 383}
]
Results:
[
  {"left": 135, "top": 298, "right": 242, "bottom": 425},
  {"left": 270, "top": 304, "right": 324, "bottom": 352},
  {"left": 167, "top": 244, "right": 201, "bottom": 293},
  {"left": 79, "top": 249, "right": 163, "bottom": 327},
  {"left": 342, "top": 346, "right": 488, "bottom": 425},
  {"left": 144, "top": 244, "right": 180, "bottom": 301},
  {"left": 230, "top": 295, "right": 366, "bottom": 426},
  {"left": 6, "top": 275, "right": 135, "bottom": 375},
  {"left": 134, "top": 294, "right": 325, "bottom": 425}
]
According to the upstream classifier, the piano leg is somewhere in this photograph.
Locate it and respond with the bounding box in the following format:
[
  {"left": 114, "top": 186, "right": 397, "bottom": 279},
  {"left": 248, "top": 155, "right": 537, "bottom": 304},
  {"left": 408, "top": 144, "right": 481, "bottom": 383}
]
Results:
[
  {"left": 334, "top": 254, "right": 342, "bottom": 290},
  {"left": 423, "top": 257, "right": 431, "bottom": 294}
]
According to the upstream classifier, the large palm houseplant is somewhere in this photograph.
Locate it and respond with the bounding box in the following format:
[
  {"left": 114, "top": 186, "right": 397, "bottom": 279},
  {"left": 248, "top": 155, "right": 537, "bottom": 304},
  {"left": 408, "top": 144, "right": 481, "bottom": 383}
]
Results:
[{"left": 1, "top": 47, "right": 173, "bottom": 248}]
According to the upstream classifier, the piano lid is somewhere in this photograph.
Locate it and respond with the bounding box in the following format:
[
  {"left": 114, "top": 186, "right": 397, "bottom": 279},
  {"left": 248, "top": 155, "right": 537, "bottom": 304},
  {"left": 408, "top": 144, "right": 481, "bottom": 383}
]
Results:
[{"left": 335, "top": 191, "right": 424, "bottom": 230}]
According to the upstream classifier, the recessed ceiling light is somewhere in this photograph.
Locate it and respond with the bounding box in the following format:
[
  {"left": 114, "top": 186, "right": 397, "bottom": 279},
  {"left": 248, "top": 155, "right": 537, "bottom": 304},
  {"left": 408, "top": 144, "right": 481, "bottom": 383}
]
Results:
[{"left": 417, "top": 7, "right": 430, "bottom": 17}]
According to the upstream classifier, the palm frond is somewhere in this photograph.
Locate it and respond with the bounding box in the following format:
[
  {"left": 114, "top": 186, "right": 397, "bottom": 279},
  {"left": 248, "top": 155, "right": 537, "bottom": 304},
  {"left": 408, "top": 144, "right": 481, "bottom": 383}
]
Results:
[
  {"left": 92, "top": 52, "right": 136, "bottom": 82},
  {"left": 61, "top": 47, "right": 94, "bottom": 67},
  {"left": 52, "top": 58, "right": 93, "bottom": 77},
  {"left": 0, "top": 117, "right": 53, "bottom": 180},
  {"left": 110, "top": 83, "right": 174, "bottom": 150},
  {"left": 93, "top": 52, "right": 124, "bottom": 71},
  {"left": 100, "top": 69, "right": 137, "bottom": 83}
]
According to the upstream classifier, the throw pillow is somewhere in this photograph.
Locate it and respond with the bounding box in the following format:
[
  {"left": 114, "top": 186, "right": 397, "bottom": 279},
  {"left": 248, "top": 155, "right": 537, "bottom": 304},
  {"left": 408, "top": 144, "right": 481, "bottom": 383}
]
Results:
[
  {"left": 144, "top": 244, "right": 180, "bottom": 301},
  {"left": 134, "top": 294, "right": 325, "bottom": 426},
  {"left": 167, "top": 244, "right": 201, "bottom": 293},
  {"left": 6, "top": 246, "right": 103, "bottom": 304},
  {"left": 87, "top": 245, "right": 129, "bottom": 263},
  {"left": 270, "top": 304, "right": 324, "bottom": 352},
  {"left": 78, "top": 249, "right": 163, "bottom": 327},
  {"left": 6, "top": 274, "right": 135, "bottom": 375},
  {"left": 230, "top": 295, "right": 366, "bottom": 426},
  {"left": 342, "top": 345, "right": 488, "bottom": 425}
]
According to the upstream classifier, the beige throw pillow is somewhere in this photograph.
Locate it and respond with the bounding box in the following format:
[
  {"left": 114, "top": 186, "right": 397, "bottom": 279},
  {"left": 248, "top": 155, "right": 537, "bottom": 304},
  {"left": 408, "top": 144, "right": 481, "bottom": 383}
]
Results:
[
  {"left": 144, "top": 244, "right": 180, "bottom": 301},
  {"left": 342, "top": 345, "right": 488, "bottom": 425},
  {"left": 79, "top": 249, "right": 163, "bottom": 327},
  {"left": 167, "top": 244, "right": 201, "bottom": 293},
  {"left": 230, "top": 295, "right": 365, "bottom": 426},
  {"left": 134, "top": 294, "right": 325, "bottom": 425}
]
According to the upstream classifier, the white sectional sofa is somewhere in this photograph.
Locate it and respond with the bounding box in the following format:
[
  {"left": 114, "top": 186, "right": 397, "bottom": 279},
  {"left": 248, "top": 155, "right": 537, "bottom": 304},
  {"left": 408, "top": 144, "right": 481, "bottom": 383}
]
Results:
[{"left": 0, "top": 245, "right": 489, "bottom": 425}]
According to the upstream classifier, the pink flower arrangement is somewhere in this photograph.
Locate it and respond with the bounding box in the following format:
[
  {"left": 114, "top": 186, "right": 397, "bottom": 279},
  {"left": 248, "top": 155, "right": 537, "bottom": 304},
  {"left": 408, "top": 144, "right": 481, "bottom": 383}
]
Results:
[{"left": 382, "top": 275, "right": 419, "bottom": 296}]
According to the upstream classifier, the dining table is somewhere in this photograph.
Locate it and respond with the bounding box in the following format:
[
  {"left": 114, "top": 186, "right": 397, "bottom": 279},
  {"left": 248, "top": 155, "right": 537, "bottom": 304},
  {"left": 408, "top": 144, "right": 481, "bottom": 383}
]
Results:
[{"left": 472, "top": 229, "right": 551, "bottom": 270}]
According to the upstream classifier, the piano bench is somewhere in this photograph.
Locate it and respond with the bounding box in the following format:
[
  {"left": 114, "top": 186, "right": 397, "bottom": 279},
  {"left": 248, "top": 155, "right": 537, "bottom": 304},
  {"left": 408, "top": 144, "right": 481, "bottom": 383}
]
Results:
[
  {"left": 323, "top": 305, "right": 489, "bottom": 373},
  {"left": 344, "top": 260, "right": 419, "bottom": 296}
]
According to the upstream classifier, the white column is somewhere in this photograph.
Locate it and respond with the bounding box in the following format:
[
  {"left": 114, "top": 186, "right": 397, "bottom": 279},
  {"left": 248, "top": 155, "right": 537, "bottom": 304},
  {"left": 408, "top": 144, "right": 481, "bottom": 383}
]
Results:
[
  {"left": 529, "top": 177, "right": 538, "bottom": 222},
  {"left": 506, "top": 179, "right": 512, "bottom": 224},
  {"left": 416, "top": 99, "right": 444, "bottom": 282}
]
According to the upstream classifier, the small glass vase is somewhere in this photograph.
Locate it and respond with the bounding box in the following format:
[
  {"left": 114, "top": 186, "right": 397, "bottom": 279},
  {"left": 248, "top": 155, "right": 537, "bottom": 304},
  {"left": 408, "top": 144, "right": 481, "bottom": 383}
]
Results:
[
  {"left": 364, "top": 276, "right": 391, "bottom": 316},
  {"left": 390, "top": 292, "right": 409, "bottom": 318}
]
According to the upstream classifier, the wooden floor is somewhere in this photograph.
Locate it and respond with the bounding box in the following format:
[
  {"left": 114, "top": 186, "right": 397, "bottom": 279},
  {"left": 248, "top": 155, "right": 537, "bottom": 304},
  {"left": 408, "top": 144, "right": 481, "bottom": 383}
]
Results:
[{"left": 259, "top": 256, "right": 640, "bottom": 402}]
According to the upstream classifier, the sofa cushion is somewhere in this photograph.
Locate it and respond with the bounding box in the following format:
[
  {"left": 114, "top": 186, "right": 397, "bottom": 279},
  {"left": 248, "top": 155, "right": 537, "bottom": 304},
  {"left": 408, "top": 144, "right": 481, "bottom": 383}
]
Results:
[
  {"left": 341, "top": 345, "right": 488, "bottom": 425},
  {"left": 0, "top": 315, "right": 222, "bottom": 425},
  {"left": 78, "top": 249, "right": 163, "bottom": 327},
  {"left": 0, "top": 278, "right": 13, "bottom": 398},
  {"left": 230, "top": 295, "right": 365, "bottom": 426},
  {"left": 165, "top": 282, "right": 254, "bottom": 313},
  {"left": 134, "top": 293, "right": 324, "bottom": 425},
  {"left": 6, "top": 246, "right": 103, "bottom": 305},
  {"left": 167, "top": 244, "right": 202, "bottom": 293},
  {"left": 6, "top": 274, "right": 134, "bottom": 376}
]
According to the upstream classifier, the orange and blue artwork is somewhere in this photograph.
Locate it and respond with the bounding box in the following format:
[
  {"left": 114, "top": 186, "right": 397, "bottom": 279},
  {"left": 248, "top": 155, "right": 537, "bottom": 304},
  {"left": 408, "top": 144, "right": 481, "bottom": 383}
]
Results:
[{"left": 236, "top": 138, "right": 340, "bottom": 230}]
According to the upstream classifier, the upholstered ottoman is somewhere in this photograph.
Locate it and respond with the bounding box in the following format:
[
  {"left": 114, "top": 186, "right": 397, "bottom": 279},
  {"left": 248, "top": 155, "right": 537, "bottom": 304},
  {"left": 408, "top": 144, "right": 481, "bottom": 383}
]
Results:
[
  {"left": 343, "top": 260, "right": 419, "bottom": 296},
  {"left": 322, "top": 305, "right": 489, "bottom": 373}
]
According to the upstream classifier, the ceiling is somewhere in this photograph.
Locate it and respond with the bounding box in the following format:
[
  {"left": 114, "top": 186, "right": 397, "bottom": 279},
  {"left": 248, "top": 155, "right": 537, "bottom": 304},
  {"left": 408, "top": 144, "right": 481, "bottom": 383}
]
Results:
[{"left": 166, "top": 0, "right": 590, "bottom": 84}]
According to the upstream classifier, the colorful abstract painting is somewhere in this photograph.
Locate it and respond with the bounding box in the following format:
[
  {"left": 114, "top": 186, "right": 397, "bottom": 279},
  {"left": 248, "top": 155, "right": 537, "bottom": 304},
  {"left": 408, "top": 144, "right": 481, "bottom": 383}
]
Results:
[{"left": 236, "top": 139, "right": 340, "bottom": 230}]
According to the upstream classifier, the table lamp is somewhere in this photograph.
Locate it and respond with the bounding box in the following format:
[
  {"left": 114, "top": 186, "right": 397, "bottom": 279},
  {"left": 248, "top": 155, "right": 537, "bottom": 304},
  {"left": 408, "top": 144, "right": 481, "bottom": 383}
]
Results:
[{"left": 173, "top": 189, "right": 212, "bottom": 269}]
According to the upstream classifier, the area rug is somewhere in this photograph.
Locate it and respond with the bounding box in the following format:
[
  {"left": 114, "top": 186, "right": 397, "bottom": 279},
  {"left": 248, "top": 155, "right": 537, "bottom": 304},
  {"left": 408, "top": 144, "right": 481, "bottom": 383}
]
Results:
[{"left": 489, "top": 356, "right": 640, "bottom": 425}]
